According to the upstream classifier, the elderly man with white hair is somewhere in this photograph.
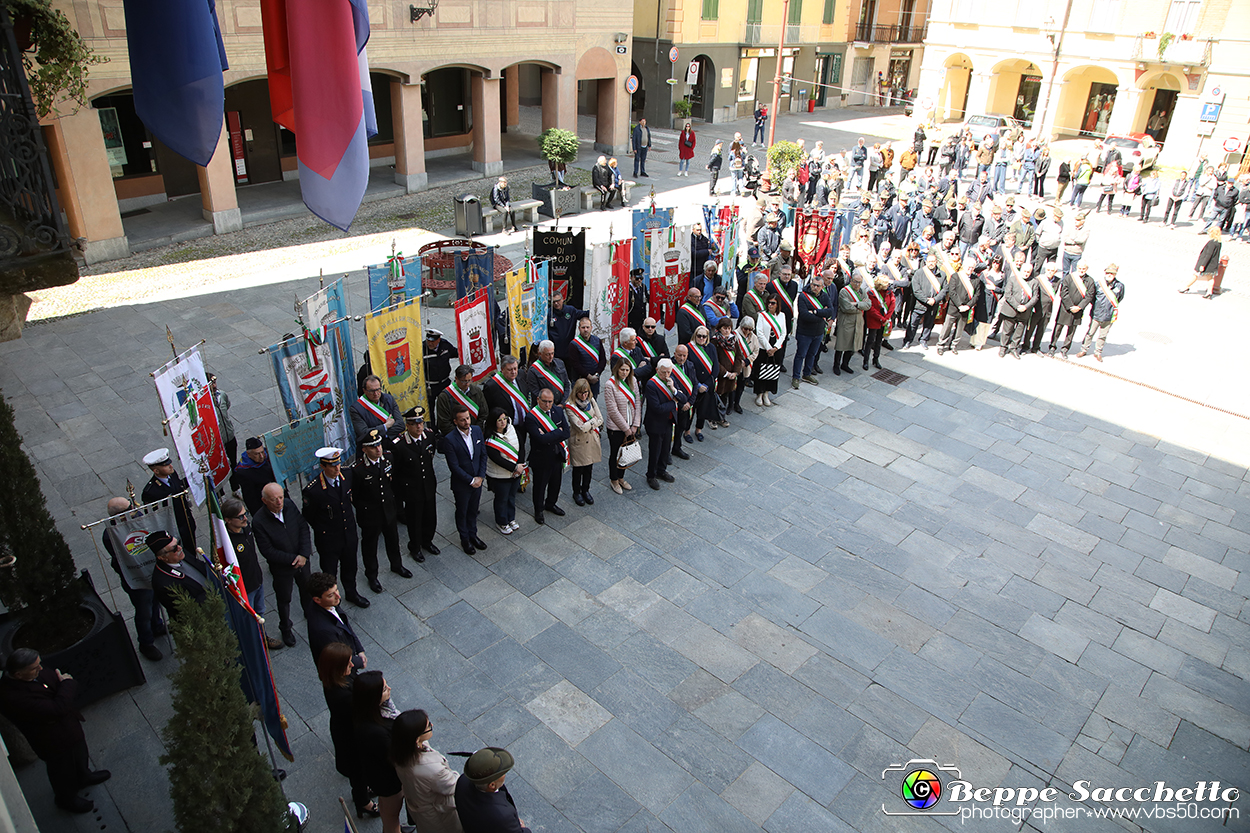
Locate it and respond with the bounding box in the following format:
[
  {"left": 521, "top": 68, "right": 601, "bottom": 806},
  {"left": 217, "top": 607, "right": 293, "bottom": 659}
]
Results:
[
  {"left": 591, "top": 155, "right": 614, "bottom": 210},
  {"left": 524, "top": 340, "right": 571, "bottom": 405},
  {"left": 643, "top": 358, "right": 689, "bottom": 490}
]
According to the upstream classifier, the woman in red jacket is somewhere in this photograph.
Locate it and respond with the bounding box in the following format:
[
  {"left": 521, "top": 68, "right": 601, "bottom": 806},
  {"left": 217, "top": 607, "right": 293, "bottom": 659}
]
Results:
[
  {"left": 861, "top": 276, "right": 896, "bottom": 370},
  {"left": 677, "top": 123, "right": 696, "bottom": 177}
]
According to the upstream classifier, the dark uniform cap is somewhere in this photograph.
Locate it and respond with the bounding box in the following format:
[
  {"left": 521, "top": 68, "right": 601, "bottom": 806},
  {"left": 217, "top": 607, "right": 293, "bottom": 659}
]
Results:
[
  {"left": 245, "top": 437, "right": 263, "bottom": 450},
  {"left": 362, "top": 429, "right": 384, "bottom": 447},
  {"left": 465, "top": 747, "right": 514, "bottom": 785},
  {"left": 403, "top": 407, "right": 425, "bottom": 423},
  {"left": 145, "top": 530, "right": 174, "bottom": 554}
]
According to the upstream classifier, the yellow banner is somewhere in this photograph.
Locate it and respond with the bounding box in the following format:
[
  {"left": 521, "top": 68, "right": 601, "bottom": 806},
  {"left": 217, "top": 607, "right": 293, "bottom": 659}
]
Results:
[
  {"left": 506, "top": 263, "right": 533, "bottom": 360},
  {"left": 365, "top": 297, "right": 428, "bottom": 417}
]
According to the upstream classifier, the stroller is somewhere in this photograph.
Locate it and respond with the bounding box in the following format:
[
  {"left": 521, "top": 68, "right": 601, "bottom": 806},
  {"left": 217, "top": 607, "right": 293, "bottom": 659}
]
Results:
[{"left": 743, "top": 154, "right": 762, "bottom": 197}]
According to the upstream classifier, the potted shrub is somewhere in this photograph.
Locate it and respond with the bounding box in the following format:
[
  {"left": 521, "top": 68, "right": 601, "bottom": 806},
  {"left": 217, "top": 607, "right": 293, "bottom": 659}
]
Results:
[
  {"left": 0, "top": 391, "right": 144, "bottom": 706},
  {"left": 533, "top": 127, "right": 581, "bottom": 217},
  {"left": 3, "top": 0, "right": 105, "bottom": 117},
  {"left": 766, "top": 140, "right": 807, "bottom": 185},
  {"left": 674, "top": 98, "right": 692, "bottom": 119}
]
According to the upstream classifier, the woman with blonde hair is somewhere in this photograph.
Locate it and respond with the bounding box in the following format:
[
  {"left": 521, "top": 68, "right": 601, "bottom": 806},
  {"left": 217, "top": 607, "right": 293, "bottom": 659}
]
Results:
[
  {"left": 1180, "top": 226, "right": 1222, "bottom": 298},
  {"left": 565, "top": 377, "right": 604, "bottom": 505}
]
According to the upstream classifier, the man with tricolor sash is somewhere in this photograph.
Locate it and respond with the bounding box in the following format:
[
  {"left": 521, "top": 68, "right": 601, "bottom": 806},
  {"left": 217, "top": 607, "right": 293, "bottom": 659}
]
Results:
[
  {"left": 616, "top": 326, "right": 661, "bottom": 387},
  {"left": 702, "top": 287, "right": 739, "bottom": 329},
  {"left": 524, "top": 341, "right": 571, "bottom": 406},
  {"left": 639, "top": 317, "right": 670, "bottom": 365},
  {"left": 769, "top": 264, "right": 799, "bottom": 372},
  {"left": 524, "top": 388, "right": 570, "bottom": 525},
  {"left": 436, "top": 364, "right": 487, "bottom": 437},
  {"left": 791, "top": 272, "right": 835, "bottom": 388},
  {"left": 901, "top": 251, "right": 947, "bottom": 351},
  {"left": 740, "top": 272, "right": 770, "bottom": 326},
  {"left": 484, "top": 356, "right": 531, "bottom": 460},
  {"left": 567, "top": 317, "right": 607, "bottom": 396},
  {"left": 677, "top": 288, "right": 706, "bottom": 345},
  {"left": 351, "top": 374, "right": 402, "bottom": 442},
  {"left": 1076, "top": 263, "right": 1125, "bottom": 363},
  {"left": 1050, "top": 260, "right": 1095, "bottom": 359},
  {"left": 998, "top": 258, "right": 1039, "bottom": 360},
  {"left": 669, "top": 344, "right": 696, "bottom": 460},
  {"left": 643, "top": 358, "right": 689, "bottom": 490}
]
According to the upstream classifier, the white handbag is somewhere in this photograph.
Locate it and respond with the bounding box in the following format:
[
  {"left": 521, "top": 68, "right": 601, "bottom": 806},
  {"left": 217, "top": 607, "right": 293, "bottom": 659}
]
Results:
[{"left": 617, "top": 438, "right": 643, "bottom": 468}]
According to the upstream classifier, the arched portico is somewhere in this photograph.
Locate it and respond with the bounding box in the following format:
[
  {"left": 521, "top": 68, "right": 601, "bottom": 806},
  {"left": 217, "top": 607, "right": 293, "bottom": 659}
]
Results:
[
  {"left": 938, "top": 53, "right": 973, "bottom": 121},
  {"left": 1055, "top": 65, "right": 1122, "bottom": 137},
  {"left": 1133, "top": 70, "right": 1184, "bottom": 142},
  {"left": 575, "top": 46, "right": 627, "bottom": 155},
  {"left": 989, "top": 59, "right": 1043, "bottom": 127}
]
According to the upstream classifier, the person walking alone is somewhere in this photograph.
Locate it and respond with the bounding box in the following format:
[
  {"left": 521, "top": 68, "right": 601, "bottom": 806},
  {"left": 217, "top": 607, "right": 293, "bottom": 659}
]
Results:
[{"left": 677, "top": 123, "right": 696, "bottom": 177}]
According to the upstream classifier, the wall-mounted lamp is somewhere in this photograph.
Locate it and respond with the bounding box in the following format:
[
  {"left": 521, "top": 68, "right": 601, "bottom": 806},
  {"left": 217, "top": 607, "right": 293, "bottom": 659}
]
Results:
[
  {"left": 614, "top": 33, "right": 629, "bottom": 43},
  {"left": 411, "top": 0, "right": 438, "bottom": 22}
]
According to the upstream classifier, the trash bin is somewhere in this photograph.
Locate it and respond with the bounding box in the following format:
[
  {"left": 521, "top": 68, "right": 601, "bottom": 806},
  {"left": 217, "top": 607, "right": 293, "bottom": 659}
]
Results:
[{"left": 454, "top": 193, "right": 483, "bottom": 237}]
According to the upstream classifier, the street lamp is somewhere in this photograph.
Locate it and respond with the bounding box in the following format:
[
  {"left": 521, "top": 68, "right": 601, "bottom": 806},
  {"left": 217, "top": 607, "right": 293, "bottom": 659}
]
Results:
[{"left": 410, "top": 0, "right": 438, "bottom": 22}]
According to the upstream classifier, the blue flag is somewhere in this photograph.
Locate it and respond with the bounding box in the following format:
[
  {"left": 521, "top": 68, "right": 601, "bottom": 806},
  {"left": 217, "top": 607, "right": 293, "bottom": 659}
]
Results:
[
  {"left": 368, "top": 255, "right": 422, "bottom": 313},
  {"left": 267, "top": 319, "right": 357, "bottom": 460},
  {"left": 123, "top": 0, "right": 228, "bottom": 167},
  {"left": 264, "top": 415, "right": 324, "bottom": 485},
  {"left": 530, "top": 260, "right": 549, "bottom": 344},
  {"left": 632, "top": 208, "right": 673, "bottom": 289}
]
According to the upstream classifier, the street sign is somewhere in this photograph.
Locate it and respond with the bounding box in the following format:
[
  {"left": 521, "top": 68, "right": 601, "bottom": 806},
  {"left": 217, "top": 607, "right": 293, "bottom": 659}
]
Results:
[
  {"left": 1200, "top": 101, "right": 1222, "bottom": 123},
  {"left": 1223, "top": 136, "right": 1242, "bottom": 153},
  {"left": 625, "top": 75, "right": 639, "bottom": 94},
  {"left": 616, "top": 45, "right": 627, "bottom": 54},
  {"left": 686, "top": 60, "right": 700, "bottom": 84},
  {"left": 920, "top": 96, "right": 934, "bottom": 111},
  {"left": 669, "top": 46, "right": 679, "bottom": 63}
]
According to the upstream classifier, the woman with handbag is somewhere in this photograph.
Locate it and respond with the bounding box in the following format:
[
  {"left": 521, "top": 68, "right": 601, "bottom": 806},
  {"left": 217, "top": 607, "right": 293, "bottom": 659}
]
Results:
[
  {"left": 484, "top": 407, "right": 525, "bottom": 534},
  {"left": 1139, "top": 170, "right": 1161, "bottom": 223},
  {"left": 1180, "top": 227, "right": 1222, "bottom": 297},
  {"left": 604, "top": 356, "right": 641, "bottom": 494},
  {"left": 753, "top": 295, "right": 786, "bottom": 407},
  {"left": 565, "top": 378, "right": 604, "bottom": 506}
]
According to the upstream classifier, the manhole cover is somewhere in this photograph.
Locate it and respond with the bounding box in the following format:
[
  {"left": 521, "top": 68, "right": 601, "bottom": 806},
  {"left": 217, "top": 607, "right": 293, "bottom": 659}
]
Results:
[
  {"left": 1138, "top": 332, "right": 1172, "bottom": 344},
  {"left": 873, "top": 369, "right": 908, "bottom": 386}
]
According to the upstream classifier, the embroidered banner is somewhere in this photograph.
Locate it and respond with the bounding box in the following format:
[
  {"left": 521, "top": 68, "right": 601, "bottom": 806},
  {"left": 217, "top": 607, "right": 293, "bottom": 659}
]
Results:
[
  {"left": 632, "top": 207, "right": 673, "bottom": 289},
  {"left": 365, "top": 295, "right": 428, "bottom": 415},
  {"left": 455, "top": 288, "right": 496, "bottom": 382},
  {"left": 102, "top": 499, "right": 179, "bottom": 590},
  {"left": 530, "top": 259, "right": 550, "bottom": 344},
  {"left": 534, "top": 229, "right": 586, "bottom": 309},
  {"left": 505, "top": 263, "right": 535, "bottom": 361},
  {"left": 302, "top": 277, "right": 348, "bottom": 327},
  {"left": 153, "top": 344, "right": 231, "bottom": 505},
  {"left": 263, "top": 414, "right": 324, "bottom": 485},
  {"left": 268, "top": 318, "right": 356, "bottom": 460},
  {"left": 648, "top": 225, "right": 692, "bottom": 330},
  {"left": 367, "top": 253, "right": 421, "bottom": 313},
  {"left": 587, "top": 240, "right": 632, "bottom": 351}
]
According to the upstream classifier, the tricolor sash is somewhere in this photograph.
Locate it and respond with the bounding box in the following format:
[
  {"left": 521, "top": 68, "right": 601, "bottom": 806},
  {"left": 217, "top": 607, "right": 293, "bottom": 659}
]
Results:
[
  {"left": 492, "top": 374, "right": 528, "bottom": 412},
  {"left": 690, "top": 343, "right": 715, "bottom": 374},
  {"left": 613, "top": 347, "right": 638, "bottom": 369},
  {"left": 679, "top": 303, "right": 704, "bottom": 324},
  {"left": 745, "top": 289, "right": 765, "bottom": 312},
  {"left": 649, "top": 376, "right": 675, "bottom": 404},
  {"left": 921, "top": 267, "right": 942, "bottom": 295},
  {"left": 844, "top": 282, "right": 863, "bottom": 306},
  {"left": 955, "top": 269, "right": 975, "bottom": 302},
  {"left": 533, "top": 362, "right": 564, "bottom": 396},
  {"left": 486, "top": 436, "right": 520, "bottom": 464},
  {"left": 565, "top": 402, "right": 600, "bottom": 436},
  {"left": 637, "top": 339, "right": 657, "bottom": 359},
  {"left": 802, "top": 291, "right": 824, "bottom": 310},
  {"left": 611, "top": 378, "right": 637, "bottom": 411},
  {"left": 357, "top": 396, "right": 391, "bottom": 421},
  {"left": 1069, "top": 273, "right": 1088, "bottom": 298},
  {"left": 770, "top": 280, "right": 795, "bottom": 315},
  {"left": 1091, "top": 273, "right": 1121, "bottom": 323},
  {"left": 672, "top": 366, "right": 694, "bottom": 396},
  {"left": 572, "top": 335, "right": 600, "bottom": 365},
  {"left": 530, "top": 406, "right": 569, "bottom": 465},
  {"left": 706, "top": 300, "right": 728, "bottom": 320},
  {"left": 760, "top": 310, "right": 785, "bottom": 345},
  {"left": 446, "top": 384, "right": 479, "bottom": 420}
]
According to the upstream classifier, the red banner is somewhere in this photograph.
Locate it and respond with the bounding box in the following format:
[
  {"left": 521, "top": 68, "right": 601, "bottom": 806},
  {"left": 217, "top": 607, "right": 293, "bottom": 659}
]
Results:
[
  {"left": 609, "top": 239, "right": 631, "bottom": 348},
  {"left": 454, "top": 288, "right": 496, "bottom": 382},
  {"left": 795, "top": 208, "right": 836, "bottom": 268}
]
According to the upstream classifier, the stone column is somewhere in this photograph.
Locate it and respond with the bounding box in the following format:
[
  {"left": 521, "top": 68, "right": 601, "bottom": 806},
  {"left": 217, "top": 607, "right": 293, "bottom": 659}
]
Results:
[
  {"left": 41, "top": 107, "right": 128, "bottom": 265},
  {"left": 471, "top": 72, "right": 503, "bottom": 176},
  {"left": 541, "top": 68, "right": 577, "bottom": 132},
  {"left": 504, "top": 66, "right": 520, "bottom": 131},
  {"left": 1105, "top": 85, "right": 1141, "bottom": 137},
  {"left": 966, "top": 71, "right": 992, "bottom": 119},
  {"left": 596, "top": 78, "right": 629, "bottom": 156},
  {"left": 392, "top": 79, "right": 428, "bottom": 192},
  {"left": 198, "top": 124, "right": 242, "bottom": 234}
]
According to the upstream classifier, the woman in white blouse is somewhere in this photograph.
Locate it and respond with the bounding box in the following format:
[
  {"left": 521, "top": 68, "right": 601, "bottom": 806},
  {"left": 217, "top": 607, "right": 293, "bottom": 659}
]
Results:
[
  {"left": 603, "top": 355, "right": 641, "bottom": 494},
  {"left": 752, "top": 294, "right": 787, "bottom": 407},
  {"left": 391, "top": 710, "right": 463, "bottom": 833}
]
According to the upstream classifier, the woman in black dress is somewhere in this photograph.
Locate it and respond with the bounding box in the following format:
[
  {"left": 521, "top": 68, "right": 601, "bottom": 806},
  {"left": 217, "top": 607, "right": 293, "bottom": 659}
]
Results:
[
  {"left": 1180, "top": 226, "right": 1222, "bottom": 298},
  {"left": 353, "top": 670, "right": 404, "bottom": 833},
  {"left": 752, "top": 295, "right": 786, "bottom": 406},
  {"left": 318, "top": 642, "right": 377, "bottom": 818}
]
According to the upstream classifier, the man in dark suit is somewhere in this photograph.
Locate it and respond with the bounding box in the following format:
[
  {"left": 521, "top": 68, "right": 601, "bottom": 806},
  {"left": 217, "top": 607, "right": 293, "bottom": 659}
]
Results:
[
  {"left": 352, "top": 429, "right": 412, "bottom": 588},
  {"left": 304, "top": 571, "right": 366, "bottom": 669},
  {"left": 390, "top": 407, "right": 440, "bottom": 561},
  {"left": 435, "top": 364, "right": 488, "bottom": 437},
  {"left": 0, "top": 649, "right": 110, "bottom": 814},
  {"left": 643, "top": 359, "right": 688, "bottom": 490},
  {"left": 565, "top": 316, "right": 606, "bottom": 396},
  {"left": 141, "top": 447, "right": 196, "bottom": 554},
  {"left": 252, "top": 482, "right": 314, "bottom": 647},
  {"left": 484, "top": 356, "right": 530, "bottom": 461},
  {"left": 302, "top": 447, "right": 368, "bottom": 608},
  {"left": 147, "top": 529, "right": 207, "bottom": 622},
  {"left": 350, "top": 374, "right": 403, "bottom": 441},
  {"left": 441, "top": 406, "right": 488, "bottom": 555},
  {"left": 524, "top": 340, "right": 571, "bottom": 405},
  {"left": 524, "top": 388, "right": 570, "bottom": 525}
]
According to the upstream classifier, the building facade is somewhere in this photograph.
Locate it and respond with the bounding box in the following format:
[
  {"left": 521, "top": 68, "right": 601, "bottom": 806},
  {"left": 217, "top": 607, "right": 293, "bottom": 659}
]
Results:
[
  {"left": 915, "top": 0, "right": 1249, "bottom": 169},
  {"left": 843, "top": 0, "right": 931, "bottom": 106},
  {"left": 41, "top": 0, "right": 632, "bottom": 264}
]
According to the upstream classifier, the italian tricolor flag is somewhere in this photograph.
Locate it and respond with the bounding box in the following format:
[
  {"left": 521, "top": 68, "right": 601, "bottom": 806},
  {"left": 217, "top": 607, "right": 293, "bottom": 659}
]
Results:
[{"left": 206, "top": 478, "right": 257, "bottom": 618}]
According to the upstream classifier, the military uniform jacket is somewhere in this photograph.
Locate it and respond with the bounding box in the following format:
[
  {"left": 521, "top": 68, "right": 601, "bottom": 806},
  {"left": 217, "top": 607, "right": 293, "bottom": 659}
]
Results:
[
  {"left": 152, "top": 558, "right": 208, "bottom": 619},
  {"left": 142, "top": 472, "right": 196, "bottom": 545},
  {"left": 352, "top": 453, "right": 398, "bottom": 530},
  {"left": 390, "top": 431, "right": 439, "bottom": 499},
  {"left": 302, "top": 471, "right": 358, "bottom": 548}
]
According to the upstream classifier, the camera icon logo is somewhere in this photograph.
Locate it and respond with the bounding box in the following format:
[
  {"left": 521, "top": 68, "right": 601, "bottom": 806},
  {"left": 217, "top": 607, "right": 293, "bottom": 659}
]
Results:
[{"left": 882, "top": 759, "right": 962, "bottom": 816}]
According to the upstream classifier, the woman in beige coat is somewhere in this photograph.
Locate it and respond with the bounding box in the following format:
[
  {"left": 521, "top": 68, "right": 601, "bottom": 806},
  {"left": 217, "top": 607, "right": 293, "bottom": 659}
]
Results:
[
  {"left": 833, "top": 271, "right": 871, "bottom": 375},
  {"left": 391, "top": 710, "right": 462, "bottom": 833},
  {"left": 565, "top": 377, "right": 604, "bottom": 506}
]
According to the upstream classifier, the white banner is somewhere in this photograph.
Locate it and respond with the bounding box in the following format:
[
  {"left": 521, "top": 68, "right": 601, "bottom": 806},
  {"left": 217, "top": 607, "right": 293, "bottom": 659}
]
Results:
[
  {"left": 587, "top": 242, "right": 615, "bottom": 349},
  {"left": 153, "top": 345, "right": 231, "bottom": 506},
  {"left": 455, "top": 289, "right": 496, "bottom": 382}
]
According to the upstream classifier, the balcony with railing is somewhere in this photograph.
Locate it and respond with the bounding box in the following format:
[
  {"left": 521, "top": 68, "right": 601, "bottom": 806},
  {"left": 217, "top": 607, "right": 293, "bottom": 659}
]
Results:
[
  {"left": 742, "top": 22, "right": 824, "bottom": 44},
  {"left": 853, "top": 22, "right": 928, "bottom": 43},
  {"left": 1132, "top": 34, "right": 1211, "bottom": 67}
]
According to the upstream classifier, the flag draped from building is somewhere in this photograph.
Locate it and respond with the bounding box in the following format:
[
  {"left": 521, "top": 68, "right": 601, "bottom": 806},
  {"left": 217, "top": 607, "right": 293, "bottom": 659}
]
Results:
[
  {"left": 102, "top": 500, "right": 179, "bottom": 591},
  {"left": 632, "top": 208, "right": 673, "bottom": 289},
  {"left": 587, "top": 240, "right": 632, "bottom": 351},
  {"left": 123, "top": 0, "right": 228, "bottom": 167},
  {"left": 263, "top": 415, "right": 324, "bottom": 485},
  {"left": 505, "top": 263, "right": 535, "bottom": 361},
  {"left": 368, "top": 253, "right": 422, "bottom": 313},
  {"left": 260, "top": 0, "right": 376, "bottom": 231},
  {"left": 153, "top": 345, "right": 231, "bottom": 506},
  {"left": 454, "top": 289, "right": 495, "bottom": 382},
  {"left": 302, "top": 278, "right": 348, "bottom": 327},
  {"left": 365, "top": 297, "right": 428, "bottom": 415},
  {"left": 268, "top": 319, "right": 356, "bottom": 459},
  {"left": 648, "top": 225, "right": 692, "bottom": 330}
]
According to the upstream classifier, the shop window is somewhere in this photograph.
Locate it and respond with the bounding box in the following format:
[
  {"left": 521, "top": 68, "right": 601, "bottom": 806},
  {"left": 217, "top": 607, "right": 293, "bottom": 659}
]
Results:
[{"left": 92, "top": 93, "right": 157, "bottom": 178}]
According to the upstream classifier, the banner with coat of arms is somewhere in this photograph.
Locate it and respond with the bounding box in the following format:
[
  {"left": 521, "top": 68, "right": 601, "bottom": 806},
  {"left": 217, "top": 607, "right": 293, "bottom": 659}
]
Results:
[
  {"left": 367, "top": 253, "right": 421, "bottom": 313},
  {"left": 302, "top": 278, "right": 348, "bottom": 327},
  {"left": 263, "top": 414, "right": 325, "bottom": 485},
  {"left": 632, "top": 207, "right": 673, "bottom": 290},
  {"left": 153, "top": 344, "right": 231, "bottom": 506},
  {"left": 648, "top": 225, "right": 692, "bottom": 331},
  {"left": 795, "top": 208, "right": 837, "bottom": 269},
  {"left": 587, "top": 240, "right": 632, "bottom": 351},
  {"left": 533, "top": 230, "right": 586, "bottom": 309},
  {"left": 505, "top": 263, "right": 534, "bottom": 361},
  {"left": 454, "top": 288, "right": 496, "bottom": 382},
  {"left": 365, "top": 296, "right": 428, "bottom": 416},
  {"left": 268, "top": 318, "right": 356, "bottom": 460}
]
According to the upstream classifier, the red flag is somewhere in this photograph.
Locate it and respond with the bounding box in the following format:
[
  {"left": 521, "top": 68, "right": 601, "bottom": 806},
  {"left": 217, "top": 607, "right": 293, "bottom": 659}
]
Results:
[{"left": 609, "top": 240, "right": 632, "bottom": 349}]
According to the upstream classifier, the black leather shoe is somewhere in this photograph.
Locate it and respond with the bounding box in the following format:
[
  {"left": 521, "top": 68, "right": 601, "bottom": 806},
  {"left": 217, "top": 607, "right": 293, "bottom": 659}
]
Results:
[
  {"left": 573, "top": 492, "right": 585, "bottom": 506},
  {"left": 659, "top": 472, "right": 675, "bottom": 483},
  {"left": 673, "top": 449, "right": 691, "bottom": 460},
  {"left": 647, "top": 478, "right": 660, "bottom": 490},
  {"left": 583, "top": 492, "right": 594, "bottom": 505},
  {"left": 84, "top": 769, "right": 111, "bottom": 786},
  {"left": 391, "top": 566, "right": 413, "bottom": 579},
  {"left": 368, "top": 577, "right": 384, "bottom": 593},
  {"left": 140, "top": 643, "right": 163, "bottom": 662},
  {"left": 411, "top": 550, "right": 426, "bottom": 563},
  {"left": 534, "top": 512, "right": 545, "bottom": 525},
  {"left": 346, "top": 592, "right": 371, "bottom": 608},
  {"left": 282, "top": 630, "right": 297, "bottom": 648},
  {"left": 471, "top": 537, "right": 488, "bottom": 550},
  {"left": 461, "top": 538, "right": 476, "bottom": 555},
  {"left": 423, "top": 543, "right": 441, "bottom": 556},
  {"left": 733, "top": 405, "right": 743, "bottom": 414},
  {"left": 545, "top": 504, "right": 566, "bottom": 516},
  {"left": 56, "top": 796, "right": 94, "bottom": 814}
]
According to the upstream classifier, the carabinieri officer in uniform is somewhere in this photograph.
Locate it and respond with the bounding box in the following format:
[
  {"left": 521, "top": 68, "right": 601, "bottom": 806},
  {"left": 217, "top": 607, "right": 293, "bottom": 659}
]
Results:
[{"left": 302, "top": 447, "right": 369, "bottom": 608}]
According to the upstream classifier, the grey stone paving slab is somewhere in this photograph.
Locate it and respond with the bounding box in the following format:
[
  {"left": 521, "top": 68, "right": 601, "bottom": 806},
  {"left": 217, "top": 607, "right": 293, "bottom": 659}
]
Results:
[
  {"left": 579, "top": 719, "right": 694, "bottom": 815},
  {"left": 737, "top": 714, "right": 856, "bottom": 805},
  {"left": 959, "top": 693, "right": 1071, "bottom": 773}
]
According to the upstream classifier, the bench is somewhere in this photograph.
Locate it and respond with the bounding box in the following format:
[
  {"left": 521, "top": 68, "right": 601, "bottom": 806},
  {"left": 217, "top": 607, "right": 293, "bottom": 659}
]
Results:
[
  {"left": 482, "top": 198, "right": 542, "bottom": 233},
  {"left": 578, "top": 180, "right": 637, "bottom": 210}
]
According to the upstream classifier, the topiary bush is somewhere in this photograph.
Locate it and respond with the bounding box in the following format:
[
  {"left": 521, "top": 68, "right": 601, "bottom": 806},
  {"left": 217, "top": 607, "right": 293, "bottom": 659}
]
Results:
[{"left": 767, "top": 140, "right": 806, "bottom": 184}]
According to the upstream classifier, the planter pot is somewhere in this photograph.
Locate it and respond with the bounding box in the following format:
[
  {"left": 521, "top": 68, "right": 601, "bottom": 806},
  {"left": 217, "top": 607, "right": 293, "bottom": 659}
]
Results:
[
  {"left": 531, "top": 183, "right": 580, "bottom": 219},
  {"left": 0, "top": 571, "right": 145, "bottom": 709}
]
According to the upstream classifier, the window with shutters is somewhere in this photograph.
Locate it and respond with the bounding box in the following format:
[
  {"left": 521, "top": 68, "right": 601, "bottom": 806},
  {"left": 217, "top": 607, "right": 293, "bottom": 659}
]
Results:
[
  {"left": 747, "top": 0, "right": 764, "bottom": 24},
  {"left": 789, "top": 0, "right": 802, "bottom": 24},
  {"left": 1164, "top": 0, "right": 1201, "bottom": 34},
  {"left": 702, "top": 0, "right": 718, "bottom": 20},
  {"left": 1086, "top": 0, "right": 1121, "bottom": 33},
  {"left": 823, "top": 0, "right": 836, "bottom": 24}
]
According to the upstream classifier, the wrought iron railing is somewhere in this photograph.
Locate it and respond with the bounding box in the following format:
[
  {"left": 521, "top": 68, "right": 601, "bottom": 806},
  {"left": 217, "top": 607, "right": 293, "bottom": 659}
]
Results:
[{"left": 853, "top": 22, "right": 928, "bottom": 43}]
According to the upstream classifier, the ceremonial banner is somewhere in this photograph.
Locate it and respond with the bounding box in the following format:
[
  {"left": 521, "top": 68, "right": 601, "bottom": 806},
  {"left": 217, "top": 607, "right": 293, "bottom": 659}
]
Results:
[
  {"left": 302, "top": 278, "right": 348, "bottom": 326},
  {"left": 795, "top": 208, "right": 837, "bottom": 268},
  {"left": 268, "top": 318, "right": 356, "bottom": 459},
  {"left": 609, "top": 239, "right": 631, "bottom": 347},
  {"left": 264, "top": 415, "right": 325, "bottom": 485},
  {"left": 454, "top": 247, "right": 494, "bottom": 302},
  {"left": 632, "top": 208, "right": 673, "bottom": 289},
  {"left": 367, "top": 253, "right": 421, "bottom": 313},
  {"left": 648, "top": 225, "right": 692, "bottom": 330},
  {"left": 454, "top": 289, "right": 496, "bottom": 382},
  {"left": 505, "top": 263, "right": 535, "bottom": 360},
  {"left": 530, "top": 259, "right": 550, "bottom": 344},
  {"left": 207, "top": 480, "right": 256, "bottom": 616},
  {"left": 102, "top": 499, "right": 179, "bottom": 591},
  {"left": 153, "top": 345, "right": 231, "bottom": 506},
  {"left": 586, "top": 241, "right": 631, "bottom": 350},
  {"left": 717, "top": 205, "right": 740, "bottom": 273},
  {"left": 533, "top": 230, "right": 586, "bottom": 308},
  {"left": 365, "top": 296, "right": 428, "bottom": 414}
]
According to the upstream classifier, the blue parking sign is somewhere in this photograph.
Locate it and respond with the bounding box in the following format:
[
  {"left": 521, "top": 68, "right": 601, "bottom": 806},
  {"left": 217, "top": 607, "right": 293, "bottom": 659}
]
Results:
[{"left": 1200, "top": 101, "right": 1221, "bottom": 122}]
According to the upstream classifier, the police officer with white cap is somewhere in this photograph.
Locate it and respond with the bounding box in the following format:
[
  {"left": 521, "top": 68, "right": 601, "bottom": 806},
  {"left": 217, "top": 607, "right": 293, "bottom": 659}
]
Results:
[
  {"left": 141, "top": 448, "right": 196, "bottom": 554},
  {"left": 302, "top": 447, "right": 368, "bottom": 608}
]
